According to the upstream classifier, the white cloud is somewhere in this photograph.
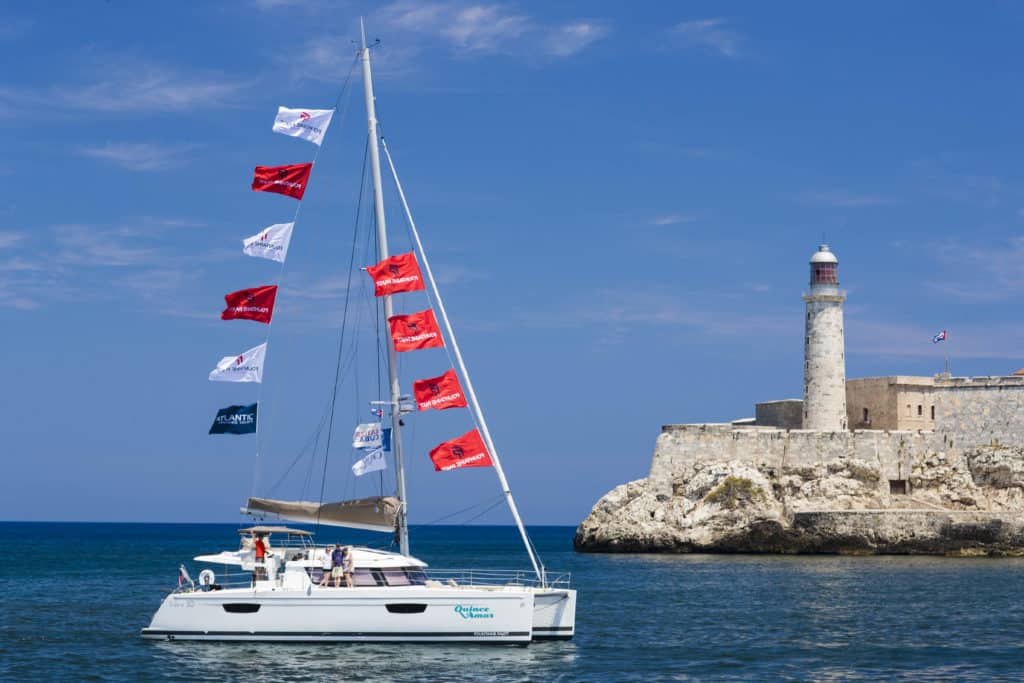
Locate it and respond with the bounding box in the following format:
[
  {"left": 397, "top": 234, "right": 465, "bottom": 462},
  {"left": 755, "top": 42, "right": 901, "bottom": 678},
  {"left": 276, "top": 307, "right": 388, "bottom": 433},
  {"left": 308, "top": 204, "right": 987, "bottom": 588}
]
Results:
[
  {"left": 668, "top": 18, "right": 743, "bottom": 59},
  {"left": 925, "top": 236, "right": 1024, "bottom": 302},
  {"left": 544, "top": 21, "right": 609, "bottom": 57},
  {"left": 54, "top": 224, "right": 156, "bottom": 267},
  {"left": 375, "top": 1, "right": 609, "bottom": 58},
  {"left": 78, "top": 142, "right": 201, "bottom": 171},
  {"left": 60, "top": 59, "right": 250, "bottom": 112},
  {"left": 651, "top": 213, "right": 698, "bottom": 226},
  {"left": 0, "top": 231, "right": 25, "bottom": 249},
  {"left": 792, "top": 189, "right": 896, "bottom": 208},
  {"left": 518, "top": 289, "right": 794, "bottom": 347}
]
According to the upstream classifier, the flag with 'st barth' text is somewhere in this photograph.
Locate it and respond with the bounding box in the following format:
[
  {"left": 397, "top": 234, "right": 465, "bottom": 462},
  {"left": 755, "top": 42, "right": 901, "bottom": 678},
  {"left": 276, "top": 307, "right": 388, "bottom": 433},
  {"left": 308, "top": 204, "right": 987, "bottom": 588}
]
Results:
[
  {"left": 429, "top": 429, "right": 493, "bottom": 472},
  {"left": 221, "top": 285, "right": 277, "bottom": 324},
  {"left": 414, "top": 368, "right": 468, "bottom": 411},
  {"left": 388, "top": 309, "right": 444, "bottom": 352},
  {"left": 208, "top": 342, "right": 267, "bottom": 383},
  {"left": 366, "top": 252, "right": 426, "bottom": 297},
  {"left": 251, "top": 163, "right": 313, "bottom": 200},
  {"left": 272, "top": 106, "right": 334, "bottom": 146},
  {"left": 243, "top": 222, "right": 294, "bottom": 263}
]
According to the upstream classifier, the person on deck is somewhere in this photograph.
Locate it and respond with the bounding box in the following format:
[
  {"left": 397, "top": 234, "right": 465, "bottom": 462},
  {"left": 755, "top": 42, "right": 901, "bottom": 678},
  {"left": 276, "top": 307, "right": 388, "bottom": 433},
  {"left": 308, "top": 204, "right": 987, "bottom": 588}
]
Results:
[
  {"left": 254, "top": 535, "right": 266, "bottom": 561},
  {"left": 319, "top": 546, "right": 332, "bottom": 587},
  {"left": 331, "top": 544, "right": 345, "bottom": 588},
  {"left": 253, "top": 534, "right": 267, "bottom": 581},
  {"left": 343, "top": 545, "right": 355, "bottom": 588}
]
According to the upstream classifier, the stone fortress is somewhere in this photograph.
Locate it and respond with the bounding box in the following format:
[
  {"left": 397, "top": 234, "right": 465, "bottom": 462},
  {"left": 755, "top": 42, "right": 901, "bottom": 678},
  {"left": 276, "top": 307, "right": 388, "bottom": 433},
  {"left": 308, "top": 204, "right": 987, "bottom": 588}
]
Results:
[{"left": 575, "top": 245, "right": 1024, "bottom": 555}]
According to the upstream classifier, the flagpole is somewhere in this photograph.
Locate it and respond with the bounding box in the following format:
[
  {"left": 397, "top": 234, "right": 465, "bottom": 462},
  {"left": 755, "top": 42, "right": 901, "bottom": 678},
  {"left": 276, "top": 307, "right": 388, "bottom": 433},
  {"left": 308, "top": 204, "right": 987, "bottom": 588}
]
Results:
[
  {"left": 379, "top": 137, "right": 545, "bottom": 585},
  {"left": 360, "top": 19, "right": 410, "bottom": 558}
]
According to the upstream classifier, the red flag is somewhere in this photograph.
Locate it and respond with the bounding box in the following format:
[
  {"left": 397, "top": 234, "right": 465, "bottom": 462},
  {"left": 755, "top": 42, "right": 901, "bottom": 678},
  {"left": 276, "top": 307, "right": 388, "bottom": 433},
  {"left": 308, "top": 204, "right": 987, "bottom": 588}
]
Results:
[
  {"left": 429, "top": 429, "right": 493, "bottom": 472},
  {"left": 414, "top": 369, "right": 468, "bottom": 412},
  {"left": 388, "top": 309, "right": 444, "bottom": 352},
  {"left": 366, "top": 252, "right": 426, "bottom": 297},
  {"left": 251, "top": 163, "right": 313, "bottom": 200},
  {"left": 221, "top": 285, "right": 278, "bottom": 324}
]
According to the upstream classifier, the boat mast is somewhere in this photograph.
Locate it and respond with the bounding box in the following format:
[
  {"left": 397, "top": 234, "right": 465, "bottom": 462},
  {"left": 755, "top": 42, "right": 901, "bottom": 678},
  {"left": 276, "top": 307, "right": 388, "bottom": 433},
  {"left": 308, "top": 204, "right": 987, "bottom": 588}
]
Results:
[
  {"left": 380, "top": 139, "right": 545, "bottom": 585},
  {"left": 360, "top": 19, "right": 409, "bottom": 557}
]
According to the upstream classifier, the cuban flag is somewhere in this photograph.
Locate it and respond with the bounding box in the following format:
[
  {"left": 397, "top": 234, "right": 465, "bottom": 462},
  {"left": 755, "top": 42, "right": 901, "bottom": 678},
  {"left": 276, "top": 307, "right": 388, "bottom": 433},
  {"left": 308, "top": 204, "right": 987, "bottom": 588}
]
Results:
[{"left": 932, "top": 330, "right": 947, "bottom": 344}]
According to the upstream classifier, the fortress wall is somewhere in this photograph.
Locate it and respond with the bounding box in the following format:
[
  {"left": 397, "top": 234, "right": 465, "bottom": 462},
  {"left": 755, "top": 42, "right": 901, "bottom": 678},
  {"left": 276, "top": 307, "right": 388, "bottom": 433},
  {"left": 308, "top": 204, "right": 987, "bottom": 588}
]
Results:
[
  {"left": 648, "top": 424, "right": 940, "bottom": 499},
  {"left": 934, "top": 380, "right": 1024, "bottom": 445}
]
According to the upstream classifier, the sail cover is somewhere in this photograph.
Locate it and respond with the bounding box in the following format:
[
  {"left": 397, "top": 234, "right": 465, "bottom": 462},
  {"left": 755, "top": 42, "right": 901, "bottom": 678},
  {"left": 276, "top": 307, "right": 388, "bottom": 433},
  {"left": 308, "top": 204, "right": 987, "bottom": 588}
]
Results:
[{"left": 245, "top": 496, "right": 399, "bottom": 532}]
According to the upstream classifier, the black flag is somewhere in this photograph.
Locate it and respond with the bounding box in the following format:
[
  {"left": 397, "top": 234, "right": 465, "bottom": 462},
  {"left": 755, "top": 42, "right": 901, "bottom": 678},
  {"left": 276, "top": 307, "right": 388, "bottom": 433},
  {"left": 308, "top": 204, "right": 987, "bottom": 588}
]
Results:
[{"left": 209, "top": 404, "right": 257, "bottom": 435}]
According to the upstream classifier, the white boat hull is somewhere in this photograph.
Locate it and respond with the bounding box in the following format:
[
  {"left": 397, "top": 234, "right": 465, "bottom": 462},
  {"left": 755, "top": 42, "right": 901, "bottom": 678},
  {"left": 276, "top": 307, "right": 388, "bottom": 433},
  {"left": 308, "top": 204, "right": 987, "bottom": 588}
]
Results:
[
  {"left": 531, "top": 588, "right": 576, "bottom": 641},
  {"left": 142, "top": 586, "right": 536, "bottom": 643}
]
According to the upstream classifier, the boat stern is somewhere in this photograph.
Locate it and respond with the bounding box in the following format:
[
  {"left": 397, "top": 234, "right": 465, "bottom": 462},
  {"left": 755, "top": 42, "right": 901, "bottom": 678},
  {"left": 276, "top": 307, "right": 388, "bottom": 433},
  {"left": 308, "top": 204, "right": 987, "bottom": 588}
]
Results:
[{"left": 531, "top": 588, "right": 576, "bottom": 641}]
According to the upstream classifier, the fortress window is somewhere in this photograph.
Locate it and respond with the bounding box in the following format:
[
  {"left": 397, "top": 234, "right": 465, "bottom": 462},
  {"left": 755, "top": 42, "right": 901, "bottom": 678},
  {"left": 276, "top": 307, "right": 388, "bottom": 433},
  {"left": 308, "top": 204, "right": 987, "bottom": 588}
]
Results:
[
  {"left": 889, "top": 479, "right": 908, "bottom": 495},
  {"left": 931, "top": 406, "right": 935, "bottom": 420},
  {"left": 917, "top": 405, "right": 923, "bottom": 416},
  {"left": 906, "top": 404, "right": 912, "bottom": 416},
  {"left": 862, "top": 408, "right": 870, "bottom": 423}
]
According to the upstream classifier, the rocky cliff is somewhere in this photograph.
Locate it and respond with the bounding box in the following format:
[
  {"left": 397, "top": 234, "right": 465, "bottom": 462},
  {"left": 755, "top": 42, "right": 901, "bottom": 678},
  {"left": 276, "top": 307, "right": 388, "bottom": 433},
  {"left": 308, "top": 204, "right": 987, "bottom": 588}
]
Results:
[{"left": 575, "top": 437, "right": 1024, "bottom": 555}]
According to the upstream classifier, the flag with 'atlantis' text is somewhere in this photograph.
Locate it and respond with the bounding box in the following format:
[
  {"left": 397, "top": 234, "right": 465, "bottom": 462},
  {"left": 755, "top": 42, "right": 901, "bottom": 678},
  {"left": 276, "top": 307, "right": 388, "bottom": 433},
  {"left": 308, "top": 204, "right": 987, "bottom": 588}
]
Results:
[
  {"left": 221, "top": 285, "right": 277, "bottom": 324},
  {"left": 208, "top": 342, "right": 267, "bottom": 383},
  {"left": 366, "top": 252, "right": 426, "bottom": 297},
  {"left": 243, "top": 222, "right": 293, "bottom": 263},
  {"left": 209, "top": 403, "right": 258, "bottom": 434},
  {"left": 414, "top": 369, "right": 468, "bottom": 411},
  {"left": 272, "top": 106, "right": 335, "bottom": 146},
  {"left": 429, "top": 429, "right": 492, "bottom": 472},
  {"left": 352, "top": 448, "right": 386, "bottom": 477},
  {"left": 252, "top": 163, "right": 313, "bottom": 200},
  {"left": 388, "top": 309, "right": 444, "bottom": 352}
]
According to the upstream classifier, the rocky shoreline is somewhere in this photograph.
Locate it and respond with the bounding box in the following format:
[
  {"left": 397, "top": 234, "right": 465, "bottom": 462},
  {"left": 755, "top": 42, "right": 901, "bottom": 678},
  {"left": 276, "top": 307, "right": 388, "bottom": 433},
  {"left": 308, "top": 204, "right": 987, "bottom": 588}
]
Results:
[{"left": 575, "top": 445, "right": 1024, "bottom": 556}]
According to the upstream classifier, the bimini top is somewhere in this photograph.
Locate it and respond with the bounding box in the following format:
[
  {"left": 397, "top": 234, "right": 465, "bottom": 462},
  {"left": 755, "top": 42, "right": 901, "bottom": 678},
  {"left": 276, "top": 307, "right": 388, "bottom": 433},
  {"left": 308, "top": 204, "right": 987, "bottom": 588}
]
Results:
[
  {"left": 237, "top": 525, "right": 314, "bottom": 536},
  {"left": 809, "top": 244, "right": 838, "bottom": 264}
]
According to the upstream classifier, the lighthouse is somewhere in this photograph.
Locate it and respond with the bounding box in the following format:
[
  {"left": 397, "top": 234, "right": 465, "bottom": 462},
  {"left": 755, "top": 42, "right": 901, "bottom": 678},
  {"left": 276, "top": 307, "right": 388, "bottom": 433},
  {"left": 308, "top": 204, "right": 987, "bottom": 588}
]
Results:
[{"left": 802, "top": 244, "right": 848, "bottom": 430}]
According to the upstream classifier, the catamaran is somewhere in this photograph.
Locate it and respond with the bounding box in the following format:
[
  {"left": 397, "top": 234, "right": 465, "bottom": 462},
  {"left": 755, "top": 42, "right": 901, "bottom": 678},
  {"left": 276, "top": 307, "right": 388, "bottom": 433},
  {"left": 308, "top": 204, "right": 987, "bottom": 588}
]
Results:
[{"left": 141, "top": 24, "right": 576, "bottom": 644}]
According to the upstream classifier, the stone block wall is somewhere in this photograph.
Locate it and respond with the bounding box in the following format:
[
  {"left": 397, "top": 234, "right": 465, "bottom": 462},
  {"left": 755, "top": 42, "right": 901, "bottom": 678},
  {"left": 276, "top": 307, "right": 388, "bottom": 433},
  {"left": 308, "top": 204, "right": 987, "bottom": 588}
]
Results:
[
  {"left": 934, "top": 377, "right": 1024, "bottom": 445},
  {"left": 755, "top": 400, "right": 803, "bottom": 429},
  {"left": 647, "top": 423, "right": 938, "bottom": 500}
]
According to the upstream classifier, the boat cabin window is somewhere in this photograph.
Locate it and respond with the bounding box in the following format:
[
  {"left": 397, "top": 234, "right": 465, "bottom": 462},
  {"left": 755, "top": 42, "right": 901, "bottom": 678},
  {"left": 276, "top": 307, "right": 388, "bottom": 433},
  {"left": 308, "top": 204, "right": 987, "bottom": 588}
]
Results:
[
  {"left": 405, "top": 569, "right": 428, "bottom": 585},
  {"left": 382, "top": 569, "right": 411, "bottom": 586},
  {"left": 352, "top": 569, "right": 380, "bottom": 587}
]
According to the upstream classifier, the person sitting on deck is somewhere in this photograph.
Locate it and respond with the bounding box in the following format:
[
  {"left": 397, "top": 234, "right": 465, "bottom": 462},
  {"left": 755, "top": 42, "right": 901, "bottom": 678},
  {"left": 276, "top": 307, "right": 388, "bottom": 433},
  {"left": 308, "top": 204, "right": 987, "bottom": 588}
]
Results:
[{"left": 331, "top": 544, "right": 345, "bottom": 588}]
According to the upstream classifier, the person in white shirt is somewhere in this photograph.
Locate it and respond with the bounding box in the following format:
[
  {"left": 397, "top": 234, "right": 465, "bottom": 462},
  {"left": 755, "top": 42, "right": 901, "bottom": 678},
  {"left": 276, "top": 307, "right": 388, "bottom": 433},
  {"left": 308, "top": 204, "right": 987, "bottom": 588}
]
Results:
[{"left": 319, "top": 546, "right": 332, "bottom": 587}]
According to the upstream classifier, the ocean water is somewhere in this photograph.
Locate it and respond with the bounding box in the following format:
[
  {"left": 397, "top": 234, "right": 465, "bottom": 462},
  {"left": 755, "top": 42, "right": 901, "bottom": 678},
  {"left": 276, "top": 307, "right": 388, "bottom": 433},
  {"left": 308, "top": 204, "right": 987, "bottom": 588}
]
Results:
[{"left": 1, "top": 522, "right": 1023, "bottom": 682}]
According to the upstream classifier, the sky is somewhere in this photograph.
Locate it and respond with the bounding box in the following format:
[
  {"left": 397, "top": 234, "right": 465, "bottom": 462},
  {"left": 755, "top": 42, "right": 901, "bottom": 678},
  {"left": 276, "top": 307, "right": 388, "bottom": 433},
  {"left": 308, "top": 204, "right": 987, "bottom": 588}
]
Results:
[{"left": 2, "top": 2, "right": 1024, "bottom": 532}]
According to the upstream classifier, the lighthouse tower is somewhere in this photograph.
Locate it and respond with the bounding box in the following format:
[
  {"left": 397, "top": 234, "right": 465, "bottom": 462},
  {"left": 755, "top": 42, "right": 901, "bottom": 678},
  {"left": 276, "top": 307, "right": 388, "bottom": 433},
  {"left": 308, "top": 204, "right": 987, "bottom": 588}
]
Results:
[{"left": 802, "top": 244, "right": 848, "bottom": 430}]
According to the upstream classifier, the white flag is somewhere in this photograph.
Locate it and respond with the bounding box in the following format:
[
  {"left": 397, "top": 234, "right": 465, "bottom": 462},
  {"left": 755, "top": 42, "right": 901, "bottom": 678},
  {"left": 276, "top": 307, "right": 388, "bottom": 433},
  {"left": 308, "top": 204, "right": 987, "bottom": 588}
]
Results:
[
  {"left": 208, "top": 343, "right": 267, "bottom": 383},
  {"left": 243, "top": 222, "right": 293, "bottom": 263},
  {"left": 352, "top": 422, "right": 383, "bottom": 449},
  {"left": 272, "top": 106, "right": 334, "bottom": 146},
  {"left": 352, "top": 448, "right": 386, "bottom": 477}
]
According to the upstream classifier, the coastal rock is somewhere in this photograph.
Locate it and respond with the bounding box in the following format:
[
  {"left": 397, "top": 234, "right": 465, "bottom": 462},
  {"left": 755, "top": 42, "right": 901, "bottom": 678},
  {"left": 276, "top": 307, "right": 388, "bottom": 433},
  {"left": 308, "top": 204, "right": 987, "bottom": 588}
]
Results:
[{"left": 575, "top": 447, "right": 1024, "bottom": 555}]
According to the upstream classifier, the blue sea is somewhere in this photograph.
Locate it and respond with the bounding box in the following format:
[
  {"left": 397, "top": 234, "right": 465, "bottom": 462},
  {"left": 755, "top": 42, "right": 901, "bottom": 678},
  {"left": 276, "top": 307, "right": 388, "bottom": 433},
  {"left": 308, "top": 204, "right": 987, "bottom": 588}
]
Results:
[{"left": 2, "top": 522, "right": 1023, "bottom": 681}]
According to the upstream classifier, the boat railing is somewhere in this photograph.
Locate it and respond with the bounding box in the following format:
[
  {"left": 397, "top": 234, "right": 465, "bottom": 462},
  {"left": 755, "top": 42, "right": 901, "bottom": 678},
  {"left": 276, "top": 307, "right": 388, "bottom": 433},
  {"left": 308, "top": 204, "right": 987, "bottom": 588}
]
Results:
[
  {"left": 424, "top": 568, "right": 571, "bottom": 589},
  {"left": 172, "top": 568, "right": 258, "bottom": 593}
]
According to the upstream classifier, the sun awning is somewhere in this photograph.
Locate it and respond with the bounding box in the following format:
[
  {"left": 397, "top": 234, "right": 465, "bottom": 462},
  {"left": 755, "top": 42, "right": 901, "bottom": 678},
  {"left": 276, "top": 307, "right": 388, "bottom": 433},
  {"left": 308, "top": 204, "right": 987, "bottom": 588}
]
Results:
[{"left": 244, "top": 496, "right": 399, "bottom": 533}]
